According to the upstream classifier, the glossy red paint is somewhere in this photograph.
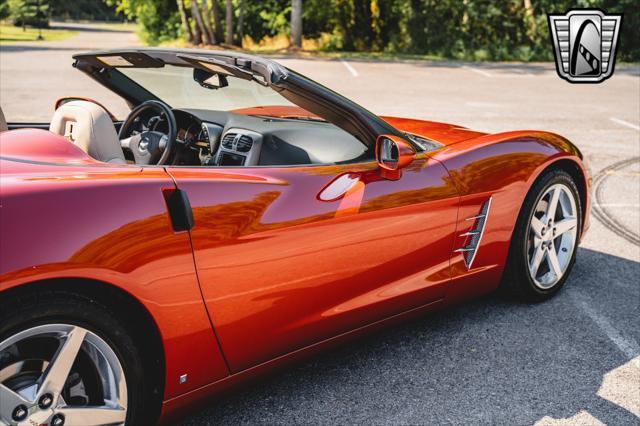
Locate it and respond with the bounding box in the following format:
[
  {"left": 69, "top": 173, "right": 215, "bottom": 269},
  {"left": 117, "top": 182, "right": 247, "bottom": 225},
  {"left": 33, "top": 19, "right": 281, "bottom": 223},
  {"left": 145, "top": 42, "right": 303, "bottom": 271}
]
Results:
[
  {"left": 0, "top": 130, "right": 229, "bottom": 399},
  {"left": 165, "top": 153, "right": 459, "bottom": 372},
  {"left": 1, "top": 128, "right": 101, "bottom": 165},
  {"left": 0, "top": 117, "right": 590, "bottom": 424},
  {"left": 435, "top": 131, "right": 591, "bottom": 304},
  {"left": 381, "top": 115, "right": 487, "bottom": 145}
]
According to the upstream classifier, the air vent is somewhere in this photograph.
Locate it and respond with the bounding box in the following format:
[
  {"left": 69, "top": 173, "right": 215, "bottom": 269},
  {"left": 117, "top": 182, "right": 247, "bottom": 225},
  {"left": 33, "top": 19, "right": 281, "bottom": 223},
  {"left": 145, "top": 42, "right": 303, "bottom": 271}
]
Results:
[
  {"left": 455, "top": 197, "right": 492, "bottom": 269},
  {"left": 236, "top": 135, "right": 253, "bottom": 152},
  {"left": 222, "top": 133, "right": 236, "bottom": 149}
]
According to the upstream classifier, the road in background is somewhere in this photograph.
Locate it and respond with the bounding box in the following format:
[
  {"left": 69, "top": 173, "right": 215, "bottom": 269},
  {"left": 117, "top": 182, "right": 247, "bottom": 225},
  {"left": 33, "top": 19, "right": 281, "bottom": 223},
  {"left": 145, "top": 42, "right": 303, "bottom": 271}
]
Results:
[
  {"left": 0, "top": 22, "right": 138, "bottom": 122},
  {"left": 1, "top": 23, "right": 639, "bottom": 425}
]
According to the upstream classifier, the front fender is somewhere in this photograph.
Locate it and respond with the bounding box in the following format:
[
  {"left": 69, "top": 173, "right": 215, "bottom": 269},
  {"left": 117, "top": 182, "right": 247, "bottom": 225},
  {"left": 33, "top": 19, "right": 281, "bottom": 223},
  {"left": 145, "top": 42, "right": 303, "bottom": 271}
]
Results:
[{"left": 430, "top": 131, "right": 590, "bottom": 303}]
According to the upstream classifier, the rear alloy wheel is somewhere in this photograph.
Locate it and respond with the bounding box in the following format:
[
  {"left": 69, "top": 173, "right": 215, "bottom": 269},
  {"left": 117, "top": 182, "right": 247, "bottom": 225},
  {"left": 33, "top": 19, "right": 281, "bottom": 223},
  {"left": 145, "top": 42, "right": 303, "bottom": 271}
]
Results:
[
  {"left": 0, "top": 290, "right": 158, "bottom": 425},
  {"left": 502, "top": 168, "right": 582, "bottom": 301},
  {"left": 0, "top": 324, "right": 127, "bottom": 426}
]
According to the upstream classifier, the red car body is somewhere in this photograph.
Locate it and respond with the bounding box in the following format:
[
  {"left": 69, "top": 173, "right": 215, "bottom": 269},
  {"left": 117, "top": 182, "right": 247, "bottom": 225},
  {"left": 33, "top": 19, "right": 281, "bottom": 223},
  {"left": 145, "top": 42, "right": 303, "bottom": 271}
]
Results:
[{"left": 0, "top": 52, "right": 590, "bottom": 424}]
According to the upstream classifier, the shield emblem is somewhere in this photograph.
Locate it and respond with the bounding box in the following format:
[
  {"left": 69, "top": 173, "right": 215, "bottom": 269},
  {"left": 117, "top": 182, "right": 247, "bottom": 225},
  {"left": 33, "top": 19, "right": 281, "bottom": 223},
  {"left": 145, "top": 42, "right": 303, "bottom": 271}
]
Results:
[{"left": 548, "top": 9, "right": 622, "bottom": 83}]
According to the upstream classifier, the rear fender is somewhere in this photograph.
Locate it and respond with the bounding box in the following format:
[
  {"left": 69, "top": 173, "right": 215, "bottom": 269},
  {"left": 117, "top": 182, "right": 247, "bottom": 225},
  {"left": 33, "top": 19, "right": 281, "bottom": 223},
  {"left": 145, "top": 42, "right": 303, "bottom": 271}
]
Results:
[{"left": 0, "top": 163, "right": 230, "bottom": 399}]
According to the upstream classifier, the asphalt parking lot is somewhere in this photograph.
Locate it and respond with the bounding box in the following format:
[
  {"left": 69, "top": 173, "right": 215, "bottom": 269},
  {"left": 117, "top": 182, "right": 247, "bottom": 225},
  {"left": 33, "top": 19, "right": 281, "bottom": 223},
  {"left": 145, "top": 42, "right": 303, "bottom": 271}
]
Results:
[{"left": 1, "top": 23, "right": 639, "bottom": 425}]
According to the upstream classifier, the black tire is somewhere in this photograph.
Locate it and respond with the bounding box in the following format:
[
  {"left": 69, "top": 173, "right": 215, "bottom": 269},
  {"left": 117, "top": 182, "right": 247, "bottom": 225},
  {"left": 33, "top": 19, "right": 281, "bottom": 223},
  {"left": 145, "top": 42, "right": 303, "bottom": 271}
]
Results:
[
  {"left": 0, "top": 289, "right": 158, "bottom": 425},
  {"left": 501, "top": 168, "right": 582, "bottom": 302}
]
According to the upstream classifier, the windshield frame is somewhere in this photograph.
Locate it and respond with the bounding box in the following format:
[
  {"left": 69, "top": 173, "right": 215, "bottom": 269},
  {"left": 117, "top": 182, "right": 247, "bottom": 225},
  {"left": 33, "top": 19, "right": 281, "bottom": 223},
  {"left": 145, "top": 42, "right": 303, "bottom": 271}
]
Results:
[
  {"left": 73, "top": 48, "right": 413, "bottom": 149},
  {"left": 117, "top": 63, "right": 299, "bottom": 113}
]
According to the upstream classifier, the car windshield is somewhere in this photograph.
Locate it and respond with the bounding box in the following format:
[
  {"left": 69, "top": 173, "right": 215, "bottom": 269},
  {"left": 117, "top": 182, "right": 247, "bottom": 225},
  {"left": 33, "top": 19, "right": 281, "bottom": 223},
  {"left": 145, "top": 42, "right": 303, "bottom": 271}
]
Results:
[{"left": 119, "top": 64, "right": 296, "bottom": 112}]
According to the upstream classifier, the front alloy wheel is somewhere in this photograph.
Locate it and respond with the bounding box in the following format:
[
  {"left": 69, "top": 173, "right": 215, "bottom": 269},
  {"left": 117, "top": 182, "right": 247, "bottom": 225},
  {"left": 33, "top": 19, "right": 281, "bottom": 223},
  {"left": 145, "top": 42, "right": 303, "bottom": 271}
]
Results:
[
  {"left": 527, "top": 183, "right": 579, "bottom": 289},
  {"left": 0, "top": 324, "right": 127, "bottom": 426},
  {"left": 502, "top": 168, "right": 582, "bottom": 301}
]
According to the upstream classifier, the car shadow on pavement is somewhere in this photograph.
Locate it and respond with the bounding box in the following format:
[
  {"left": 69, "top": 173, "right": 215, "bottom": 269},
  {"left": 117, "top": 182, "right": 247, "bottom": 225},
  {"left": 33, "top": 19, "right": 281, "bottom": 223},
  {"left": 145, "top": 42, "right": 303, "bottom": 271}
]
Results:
[
  {"left": 49, "top": 23, "right": 132, "bottom": 34},
  {"left": 179, "top": 247, "right": 638, "bottom": 425}
]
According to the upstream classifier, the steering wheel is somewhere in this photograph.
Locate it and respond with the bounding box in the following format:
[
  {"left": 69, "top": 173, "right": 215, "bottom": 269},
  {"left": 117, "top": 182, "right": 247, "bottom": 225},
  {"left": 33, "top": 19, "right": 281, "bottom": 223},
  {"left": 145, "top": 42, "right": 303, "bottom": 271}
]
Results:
[{"left": 119, "top": 100, "right": 177, "bottom": 165}]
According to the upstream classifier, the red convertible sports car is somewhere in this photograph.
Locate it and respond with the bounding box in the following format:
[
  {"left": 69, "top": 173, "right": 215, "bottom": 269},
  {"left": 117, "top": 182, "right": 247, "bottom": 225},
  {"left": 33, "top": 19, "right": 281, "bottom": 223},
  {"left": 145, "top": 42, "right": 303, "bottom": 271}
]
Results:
[{"left": 0, "top": 49, "right": 590, "bottom": 425}]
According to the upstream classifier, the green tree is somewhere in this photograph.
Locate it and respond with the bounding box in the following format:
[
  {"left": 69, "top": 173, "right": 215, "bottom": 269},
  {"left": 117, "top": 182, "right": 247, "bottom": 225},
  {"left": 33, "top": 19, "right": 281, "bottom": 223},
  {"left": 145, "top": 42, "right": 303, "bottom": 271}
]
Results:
[
  {"left": 224, "top": 0, "right": 232, "bottom": 44},
  {"left": 176, "top": 0, "right": 194, "bottom": 43},
  {"left": 9, "top": 0, "right": 49, "bottom": 29},
  {"left": 0, "top": 0, "right": 11, "bottom": 20},
  {"left": 290, "top": 0, "right": 302, "bottom": 48},
  {"left": 49, "top": 0, "right": 119, "bottom": 21},
  {"left": 601, "top": 0, "right": 639, "bottom": 61},
  {"left": 190, "top": 0, "right": 210, "bottom": 44},
  {"left": 107, "top": 0, "right": 639, "bottom": 62},
  {"left": 236, "top": 0, "right": 245, "bottom": 45},
  {"left": 106, "top": 0, "right": 180, "bottom": 44},
  {"left": 211, "top": 0, "right": 223, "bottom": 42}
]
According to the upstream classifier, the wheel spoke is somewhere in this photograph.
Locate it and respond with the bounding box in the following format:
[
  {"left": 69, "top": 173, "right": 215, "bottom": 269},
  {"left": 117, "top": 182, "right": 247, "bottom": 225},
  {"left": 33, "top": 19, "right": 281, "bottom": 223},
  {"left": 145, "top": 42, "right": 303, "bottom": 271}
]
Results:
[
  {"left": 547, "top": 187, "right": 561, "bottom": 219},
  {"left": 547, "top": 245, "right": 563, "bottom": 279},
  {"left": 529, "top": 183, "right": 578, "bottom": 289},
  {"left": 529, "top": 241, "right": 545, "bottom": 277},
  {"left": 555, "top": 217, "right": 577, "bottom": 236},
  {"left": 0, "top": 383, "right": 31, "bottom": 418},
  {"left": 57, "top": 406, "right": 127, "bottom": 426},
  {"left": 38, "top": 326, "right": 87, "bottom": 399},
  {"left": 530, "top": 216, "right": 545, "bottom": 238}
]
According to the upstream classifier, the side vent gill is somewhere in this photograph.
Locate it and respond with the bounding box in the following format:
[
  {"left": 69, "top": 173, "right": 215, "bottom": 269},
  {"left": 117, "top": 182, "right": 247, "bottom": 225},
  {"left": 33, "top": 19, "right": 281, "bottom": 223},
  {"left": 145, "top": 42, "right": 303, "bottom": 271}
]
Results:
[{"left": 455, "top": 197, "right": 492, "bottom": 269}]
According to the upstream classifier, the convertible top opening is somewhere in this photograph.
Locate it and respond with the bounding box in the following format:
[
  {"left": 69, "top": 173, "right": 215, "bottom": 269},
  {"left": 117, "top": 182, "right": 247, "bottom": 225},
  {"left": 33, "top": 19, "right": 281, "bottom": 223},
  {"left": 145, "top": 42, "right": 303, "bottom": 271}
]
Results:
[
  {"left": 60, "top": 48, "right": 417, "bottom": 168},
  {"left": 73, "top": 48, "right": 404, "bottom": 148}
]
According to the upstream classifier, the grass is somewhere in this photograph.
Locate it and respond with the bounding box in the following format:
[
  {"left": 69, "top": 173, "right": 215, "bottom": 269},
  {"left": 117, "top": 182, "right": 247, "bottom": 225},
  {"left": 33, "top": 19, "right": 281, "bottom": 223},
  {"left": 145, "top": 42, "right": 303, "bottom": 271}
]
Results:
[
  {"left": 241, "top": 34, "right": 447, "bottom": 61},
  {"left": 93, "top": 22, "right": 139, "bottom": 32},
  {"left": 0, "top": 23, "right": 77, "bottom": 44}
]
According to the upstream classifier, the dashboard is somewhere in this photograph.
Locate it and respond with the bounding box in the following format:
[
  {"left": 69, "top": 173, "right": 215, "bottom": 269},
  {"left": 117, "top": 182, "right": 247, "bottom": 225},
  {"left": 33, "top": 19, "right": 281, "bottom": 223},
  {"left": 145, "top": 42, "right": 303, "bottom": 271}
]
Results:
[{"left": 172, "top": 109, "right": 371, "bottom": 167}]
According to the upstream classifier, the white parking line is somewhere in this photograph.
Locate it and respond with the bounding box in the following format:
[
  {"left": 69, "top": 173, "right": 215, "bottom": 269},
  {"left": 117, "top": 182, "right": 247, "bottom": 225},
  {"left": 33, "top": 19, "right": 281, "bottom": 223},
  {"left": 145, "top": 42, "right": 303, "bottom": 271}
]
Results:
[
  {"left": 610, "top": 117, "right": 640, "bottom": 131},
  {"left": 340, "top": 59, "right": 359, "bottom": 77},
  {"left": 571, "top": 293, "right": 640, "bottom": 368},
  {"left": 463, "top": 66, "right": 492, "bottom": 78},
  {"left": 596, "top": 203, "right": 640, "bottom": 208}
]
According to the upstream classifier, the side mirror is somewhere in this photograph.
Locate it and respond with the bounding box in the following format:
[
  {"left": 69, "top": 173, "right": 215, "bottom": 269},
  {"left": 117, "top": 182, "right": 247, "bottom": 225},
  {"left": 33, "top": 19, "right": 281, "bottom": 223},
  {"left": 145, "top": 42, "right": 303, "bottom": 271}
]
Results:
[
  {"left": 194, "top": 68, "right": 229, "bottom": 90},
  {"left": 375, "top": 135, "right": 416, "bottom": 180}
]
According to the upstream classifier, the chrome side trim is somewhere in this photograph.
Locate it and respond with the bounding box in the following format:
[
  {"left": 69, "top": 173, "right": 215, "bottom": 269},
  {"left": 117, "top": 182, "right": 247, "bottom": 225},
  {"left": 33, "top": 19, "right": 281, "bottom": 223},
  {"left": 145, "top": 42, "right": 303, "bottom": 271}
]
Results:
[
  {"left": 457, "top": 197, "right": 493, "bottom": 269},
  {"left": 459, "top": 231, "right": 480, "bottom": 237},
  {"left": 466, "top": 197, "right": 492, "bottom": 268},
  {"left": 454, "top": 247, "right": 474, "bottom": 253}
]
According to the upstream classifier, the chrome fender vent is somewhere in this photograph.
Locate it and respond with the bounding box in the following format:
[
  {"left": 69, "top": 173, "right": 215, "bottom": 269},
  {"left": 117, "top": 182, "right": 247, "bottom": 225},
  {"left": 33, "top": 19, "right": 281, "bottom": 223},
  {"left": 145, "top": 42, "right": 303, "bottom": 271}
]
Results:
[{"left": 455, "top": 197, "right": 492, "bottom": 269}]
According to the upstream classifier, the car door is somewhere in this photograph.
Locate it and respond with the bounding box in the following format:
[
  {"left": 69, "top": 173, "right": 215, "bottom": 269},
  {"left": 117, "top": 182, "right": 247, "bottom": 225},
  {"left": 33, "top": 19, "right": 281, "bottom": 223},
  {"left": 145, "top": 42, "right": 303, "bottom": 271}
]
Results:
[{"left": 167, "top": 153, "right": 459, "bottom": 372}]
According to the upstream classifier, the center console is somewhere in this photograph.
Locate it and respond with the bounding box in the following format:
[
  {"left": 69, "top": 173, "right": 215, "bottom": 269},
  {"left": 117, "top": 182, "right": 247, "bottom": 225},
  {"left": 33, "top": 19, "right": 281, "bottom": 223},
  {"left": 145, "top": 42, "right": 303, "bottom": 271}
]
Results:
[{"left": 212, "top": 128, "right": 263, "bottom": 166}]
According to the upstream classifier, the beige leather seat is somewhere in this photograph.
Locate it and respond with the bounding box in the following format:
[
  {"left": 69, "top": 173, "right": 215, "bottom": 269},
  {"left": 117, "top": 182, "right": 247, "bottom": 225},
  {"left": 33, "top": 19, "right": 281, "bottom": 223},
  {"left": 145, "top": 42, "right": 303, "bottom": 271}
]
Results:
[
  {"left": 0, "top": 106, "right": 8, "bottom": 132},
  {"left": 50, "top": 100, "right": 126, "bottom": 164}
]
